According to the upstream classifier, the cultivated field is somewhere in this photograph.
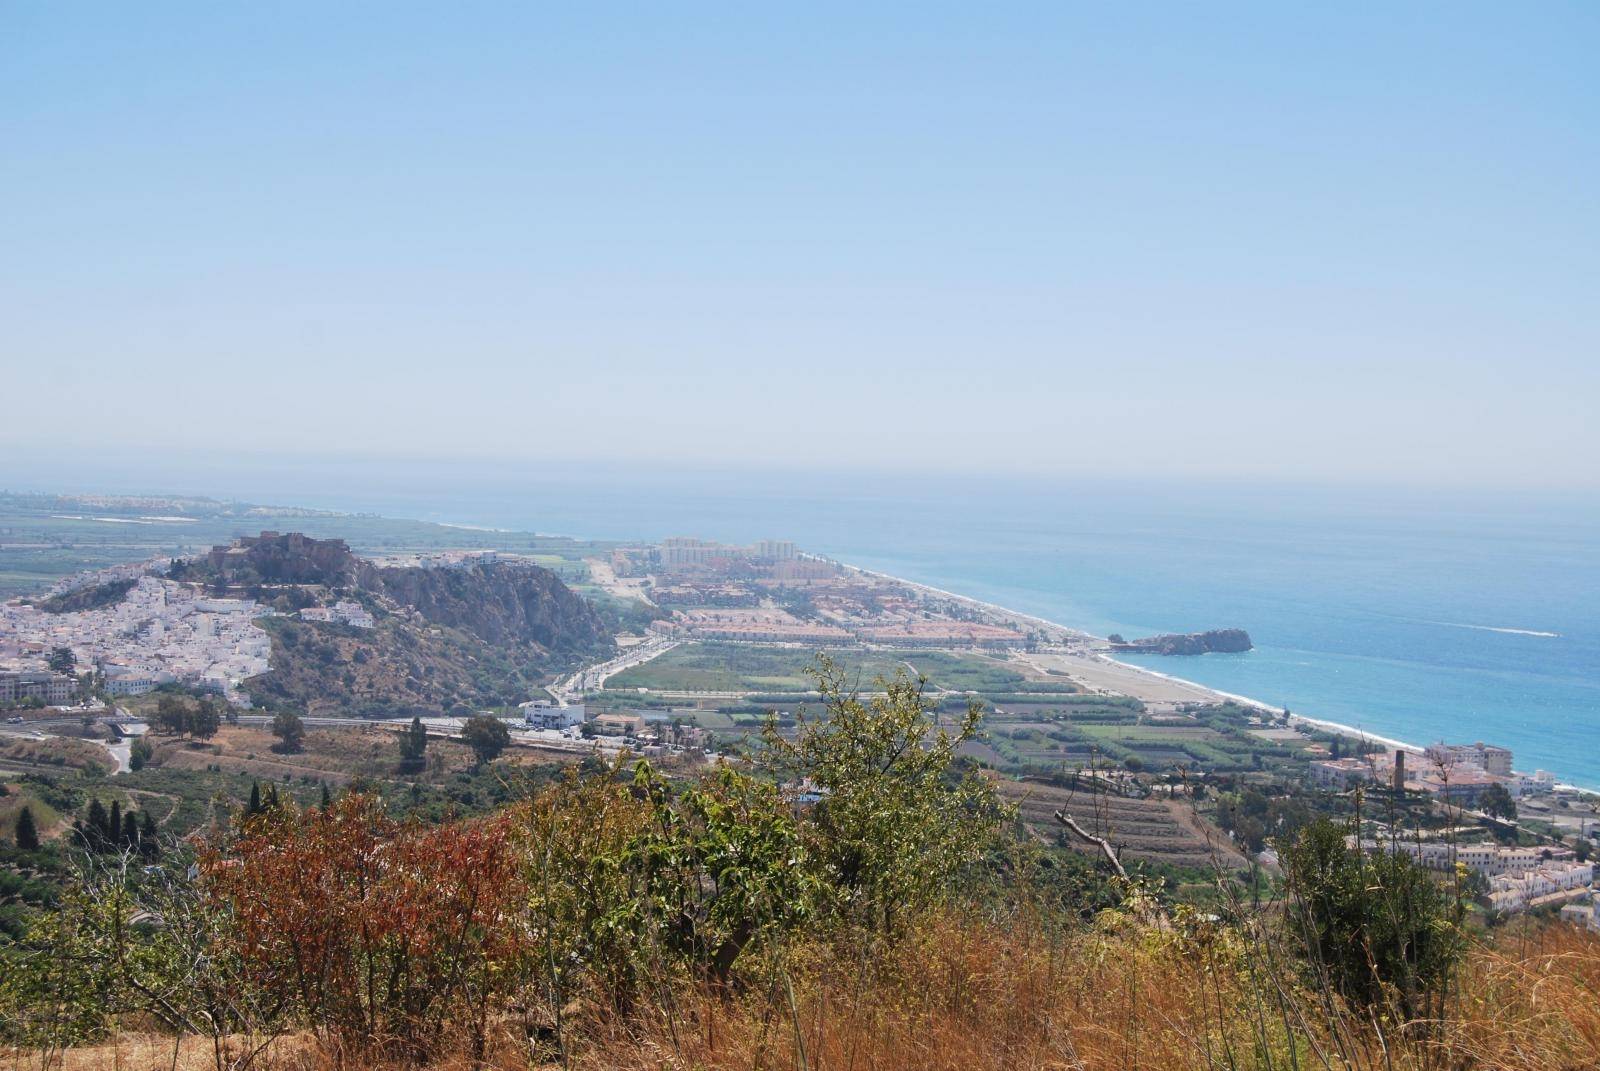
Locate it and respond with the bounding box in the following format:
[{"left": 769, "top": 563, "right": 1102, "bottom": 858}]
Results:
[
  {"left": 604, "top": 642, "right": 1030, "bottom": 694},
  {"left": 997, "top": 777, "right": 1249, "bottom": 871}
]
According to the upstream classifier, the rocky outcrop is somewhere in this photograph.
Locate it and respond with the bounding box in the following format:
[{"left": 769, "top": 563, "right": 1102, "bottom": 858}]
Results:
[
  {"left": 186, "top": 531, "right": 361, "bottom": 586},
  {"left": 174, "top": 532, "right": 610, "bottom": 654},
  {"left": 1109, "top": 629, "right": 1252, "bottom": 656},
  {"left": 176, "top": 532, "right": 616, "bottom": 714},
  {"left": 36, "top": 578, "right": 137, "bottom": 614},
  {"left": 364, "top": 562, "right": 610, "bottom": 653}
]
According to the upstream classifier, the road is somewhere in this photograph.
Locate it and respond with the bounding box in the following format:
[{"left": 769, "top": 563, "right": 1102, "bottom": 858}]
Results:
[
  {"left": 2, "top": 712, "right": 132, "bottom": 774},
  {"left": 551, "top": 636, "right": 679, "bottom": 703}
]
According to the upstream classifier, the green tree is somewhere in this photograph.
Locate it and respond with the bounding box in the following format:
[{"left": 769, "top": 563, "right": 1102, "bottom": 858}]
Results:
[
  {"left": 138, "top": 810, "right": 159, "bottom": 859},
  {"left": 47, "top": 646, "right": 75, "bottom": 675},
  {"left": 271, "top": 710, "right": 305, "bottom": 754},
  {"left": 154, "top": 695, "right": 190, "bottom": 736},
  {"left": 121, "top": 811, "right": 138, "bottom": 851},
  {"left": 1283, "top": 819, "right": 1465, "bottom": 1024},
  {"left": 247, "top": 781, "right": 263, "bottom": 816},
  {"left": 1478, "top": 782, "right": 1517, "bottom": 821},
  {"left": 760, "top": 656, "right": 1010, "bottom": 936},
  {"left": 14, "top": 805, "right": 40, "bottom": 850},
  {"left": 398, "top": 716, "right": 429, "bottom": 772},
  {"left": 461, "top": 715, "right": 510, "bottom": 766},
  {"left": 128, "top": 737, "right": 153, "bottom": 771},
  {"left": 84, "top": 799, "right": 110, "bottom": 852},
  {"left": 189, "top": 698, "right": 222, "bottom": 741}
]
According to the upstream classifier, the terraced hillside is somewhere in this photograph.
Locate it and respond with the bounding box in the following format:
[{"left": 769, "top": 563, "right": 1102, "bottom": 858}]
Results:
[{"left": 997, "top": 777, "right": 1250, "bottom": 871}]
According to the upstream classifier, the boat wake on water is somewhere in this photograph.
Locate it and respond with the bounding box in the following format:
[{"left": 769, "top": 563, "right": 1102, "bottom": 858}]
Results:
[{"left": 1428, "top": 621, "right": 1561, "bottom": 638}]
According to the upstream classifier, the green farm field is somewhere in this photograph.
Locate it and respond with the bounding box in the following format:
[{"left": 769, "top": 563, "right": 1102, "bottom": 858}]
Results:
[{"left": 604, "top": 642, "right": 1030, "bottom": 694}]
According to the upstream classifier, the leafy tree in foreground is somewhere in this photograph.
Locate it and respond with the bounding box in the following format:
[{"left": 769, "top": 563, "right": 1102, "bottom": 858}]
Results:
[
  {"left": 760, "top": 655, "right": 1011, "bottom": 937},
  {"left": 461, "top": 715, "right": 510, "bottom": 767}
]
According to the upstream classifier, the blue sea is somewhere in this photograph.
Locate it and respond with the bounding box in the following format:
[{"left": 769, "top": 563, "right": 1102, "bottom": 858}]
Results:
[{"left": 23, "top": 459, "right": 1600, "bottom": 789}]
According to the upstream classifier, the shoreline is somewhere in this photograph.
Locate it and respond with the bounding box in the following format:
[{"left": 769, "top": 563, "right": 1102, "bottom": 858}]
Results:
[
  {"left": 842, "top": 558, "right": 1600, "bottom": 794},
  {"left": 839, "top": 559, "right": 1446, "bottom": 760}
]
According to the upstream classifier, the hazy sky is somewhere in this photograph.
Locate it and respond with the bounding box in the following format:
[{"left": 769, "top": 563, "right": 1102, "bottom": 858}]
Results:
[{"left": 4, "top": 4, "right": 1597, "bottom": 486}]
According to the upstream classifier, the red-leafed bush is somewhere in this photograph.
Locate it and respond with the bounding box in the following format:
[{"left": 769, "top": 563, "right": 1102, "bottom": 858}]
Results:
[{"left": 201, "top": 795, "right": 520, "bottom": 1059}]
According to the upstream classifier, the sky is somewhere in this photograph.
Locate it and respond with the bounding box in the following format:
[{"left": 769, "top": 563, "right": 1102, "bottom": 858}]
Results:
[{"left": 3, "top": 3, "right": 1597, "bottom": 487}]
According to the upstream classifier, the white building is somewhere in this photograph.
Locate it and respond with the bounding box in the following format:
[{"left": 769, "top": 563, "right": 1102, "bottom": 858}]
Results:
[
  {"left": 1311, "top": 758, "right": 1375, "bottom": 791},
  {"left": 1488, "top": 862, "right": 1593, "bottom": 913},
  {"left": 520, "top": 699, "right": 586, "bottom": 731},
  {"left": 1425, "top": 741, "right": 1514, "bottom": 777},
  {"left": 104, "top": 676, "right": 160, "bottom": 697},
  {"left": 1559, "top": 896, "right": 1600, "bottom": 933},
  {"left": 1361, "top": 837, "right": 1563, "bottom": 878}
]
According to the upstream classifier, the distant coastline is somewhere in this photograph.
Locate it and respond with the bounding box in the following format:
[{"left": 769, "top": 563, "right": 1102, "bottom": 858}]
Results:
[{"left": 840, "top": 558, "right": 1459, "bottom": 768}]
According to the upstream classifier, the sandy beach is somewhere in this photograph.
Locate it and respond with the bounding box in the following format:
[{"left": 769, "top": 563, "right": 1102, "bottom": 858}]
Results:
[{"left": 846, "top": 558, "right": 1440, "bottom": 756}]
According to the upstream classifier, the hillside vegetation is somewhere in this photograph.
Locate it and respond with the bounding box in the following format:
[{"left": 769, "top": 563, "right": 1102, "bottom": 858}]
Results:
[{"left": 3, "top": 661, "right": 1598, "bottom": 1071}]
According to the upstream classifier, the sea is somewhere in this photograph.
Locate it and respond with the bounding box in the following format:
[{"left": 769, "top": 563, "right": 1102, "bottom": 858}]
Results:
[{"left": 24, "top": 459, "right": 1600, "bottom": 790}]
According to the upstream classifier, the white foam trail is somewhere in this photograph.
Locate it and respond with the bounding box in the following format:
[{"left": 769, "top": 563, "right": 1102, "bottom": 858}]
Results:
[
  {"left": 1430, "top": 621, "right": 1559, "bottom": 638},
  {"left": 436, "top": 521, "right": 513, "bottom": 533}
]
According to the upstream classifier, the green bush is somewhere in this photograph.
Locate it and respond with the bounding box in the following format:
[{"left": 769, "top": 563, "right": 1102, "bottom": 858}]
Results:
[{"left": 1283, "top": 819, "right": 1465, "bottom": 1023}]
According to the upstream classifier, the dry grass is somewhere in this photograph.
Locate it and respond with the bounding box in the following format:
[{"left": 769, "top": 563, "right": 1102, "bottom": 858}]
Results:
[
  {"left": 147, "top": 726, "right": 506, "bottom": 785},
  {"left": 0, "top": 736, "right": 112, "bottom": 775},
  {"left": 565, "top": 918, "right": 1600, "bottom": 1071},
  {"left": 14, "top": 915, "right": 1596, "bottom": 1071}
]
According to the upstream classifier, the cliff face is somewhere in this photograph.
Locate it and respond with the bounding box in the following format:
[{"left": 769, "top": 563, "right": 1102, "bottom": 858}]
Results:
[
  {"left": 363, "top": 563, "right": 610, "bottom": 653},
  {"left": 247, "top": 613, "right": 566, "bottom": 716},
  {"left": 1109, "top": 629, "right": 1252, "bottom": 656}
]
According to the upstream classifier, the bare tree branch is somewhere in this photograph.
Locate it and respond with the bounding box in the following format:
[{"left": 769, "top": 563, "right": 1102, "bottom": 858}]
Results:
[{"left": 1054, "top": 810, "right": 1130, "bottom": 883}]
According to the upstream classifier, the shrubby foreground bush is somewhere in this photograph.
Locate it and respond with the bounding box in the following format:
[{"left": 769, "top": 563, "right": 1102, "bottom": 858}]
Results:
[{"left": 3, "top": 662, "right": 1598, "bottom": 1070}]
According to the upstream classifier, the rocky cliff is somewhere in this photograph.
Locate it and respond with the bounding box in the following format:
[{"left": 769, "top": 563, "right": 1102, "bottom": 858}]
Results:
[
  {"left": 1108, "top": 629, "right": 1252, "bottom": 656},
  {"left": 363, "top": 563, "right": 610, "bottom": 653}
]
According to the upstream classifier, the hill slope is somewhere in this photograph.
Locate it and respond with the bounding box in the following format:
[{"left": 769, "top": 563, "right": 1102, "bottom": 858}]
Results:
[{"left": 171, "top": 532, "right": 613, "bottom": 714}]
